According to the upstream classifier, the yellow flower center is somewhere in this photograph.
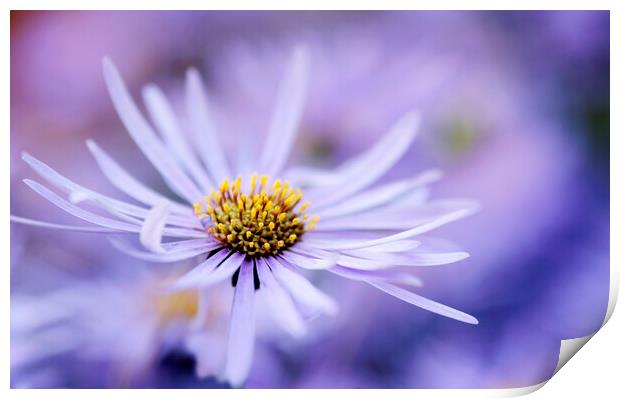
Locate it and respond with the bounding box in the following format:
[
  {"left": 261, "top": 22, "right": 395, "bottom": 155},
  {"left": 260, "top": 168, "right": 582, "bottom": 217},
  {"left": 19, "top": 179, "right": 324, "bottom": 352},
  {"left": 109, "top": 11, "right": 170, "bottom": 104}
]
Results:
[
  {"left": 156, "top": 289, "right": 199, "bottom": 323},
  {"left": 193, "top": 174, "right": 318, "bottom": 257}
]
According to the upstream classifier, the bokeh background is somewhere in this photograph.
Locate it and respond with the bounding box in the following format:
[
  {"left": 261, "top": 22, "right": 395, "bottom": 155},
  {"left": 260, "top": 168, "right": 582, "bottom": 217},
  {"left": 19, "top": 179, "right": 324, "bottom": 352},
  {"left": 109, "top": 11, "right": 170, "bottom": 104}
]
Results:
[{"left": 10, "top": 10, "right": 610, "bottom": 388}]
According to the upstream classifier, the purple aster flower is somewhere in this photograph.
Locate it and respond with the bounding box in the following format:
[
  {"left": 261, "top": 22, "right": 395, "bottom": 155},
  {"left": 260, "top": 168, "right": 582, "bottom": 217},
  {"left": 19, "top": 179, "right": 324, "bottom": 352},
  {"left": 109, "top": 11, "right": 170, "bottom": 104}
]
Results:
[
  {"left": 12, "top": 47, "right": 479, "bottom": 386},
  {"left": 11, "top": 263, "right": 231, "bottom": 387}
]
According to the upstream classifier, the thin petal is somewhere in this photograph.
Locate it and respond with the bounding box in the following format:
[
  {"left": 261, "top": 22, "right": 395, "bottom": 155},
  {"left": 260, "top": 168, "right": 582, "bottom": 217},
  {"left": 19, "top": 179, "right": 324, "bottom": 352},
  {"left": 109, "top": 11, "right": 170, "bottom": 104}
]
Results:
[
  {"left": 110, "top": 237, "right": 212, "bottom": 263},
  {"left": 269, "top": 257, "right": 337, "bottom": 316},
  {"left": 142, "top": 84, "right": 214, "bottom": 193},
  {"left": 384, "top": 187, "right": 430, "bottom": 209},
  {"left": 314, "top": 200, "right": 478, "bottom": 231},
  {"left": 159, "top": 227, "right": 209, "bottom": 238},
  {"left": 102, "top": 57, "right": 203, "bottom": 202},
  {"left": 256, "top": 258, "right": 306, "bottom": 337},
  {"left": 284, "top": 166, "right": 342, "bottom": 187},
  {"left": 169, "top": 249, "right": 230, "bottom": 290},
  {"left": 279, "top": 249, "right": 336, "bottom": 270},
  {"left": 22, "top": 151, "right": 197, "bottom": 227},
  {"left": 160, "top": 238, "right": 218, "bottom": 252},
  {"left": 316, "top": 169, "right": 442, "bottom": 220},
  {"left": 139, "top": 201, "right": 171, "bottom": 253},
  {"left": 225, "top": 261, "right": 256, "bottom": 387},
  {"left": 86, "top": 140, "right": 192, "bottom": 215},
  {"left": 185, "top": 68, "right": 231, "bottom": 182},
  {"left": 23, "top": 153, "right": 154, "bottom": 220},
  {"left": 303, "top": 234, "right": 421, "bottom": 252},
  {"left": 311, "top": 110, "right": 421, "bottom": 207},
  {"left": 23, "top": 179, "right": 140, "bottom": 232},
  {"left": 347, "top": 246, "right": 469, "bottom": 264},
  {"left": 10, "top": 215, "right": 118, "bottom": 233},
  {"left": 336, "top": 251, "right": 470, "bottom": 270},
  {"left": 369, "top": 281, "right": 478, "bottom": 324},
  {"left": 13, "top": 198, "right": 202, "bottom": 239},
  {"left": 309, "top": 206, "right": 478, "bottom": 250},
  {"left": 258, "top": 46, "right": 310, "bottom": 176},
  {"left": 329, "top": 265, "right": 423, "bottom": 287},
  {"left": 173, "top": 251, "right": 245, "bottom": 289}
]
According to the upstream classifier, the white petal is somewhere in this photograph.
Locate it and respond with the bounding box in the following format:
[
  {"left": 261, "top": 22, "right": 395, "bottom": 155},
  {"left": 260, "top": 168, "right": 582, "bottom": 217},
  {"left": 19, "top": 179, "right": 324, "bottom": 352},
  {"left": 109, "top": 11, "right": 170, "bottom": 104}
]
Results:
[
  {"left": 284, "top": 166, "right": 342, "bottom": 187},
  {"left": 173, "top": 251, "right": 245, "bottom": 289},
  {"left": 158, "top": 227, "right": 208, "bottom": 238},
  {"left": 316, "top": 169, "right": 442, "bottom": 219},
  {"left": 185, "top": 330, "right": 226, "bottom": 380},
  {"left": 169, "top": 249, "right": 230, "bottom": 290},
  {"left": 160, "top": 238, "right": 218, "bottom": 252},
  {"left": 256, "top": 258, "right": 306, "bottom": 337},
  {"left": 279, "top": 249, "right": 336, "bottom": 270},
  {"left": 312, "top": 206, "right": 478, "bottom": 250},
  {"left": 188, "top": 289, "right": 212, "bottom": 330},
  {"left": 102, "top": 57, "right": 203, "bottom": 203},
  {"left": 225, "top": 261, "right": 256, "bottom": 387},
  {"left": 311, "top": 110, "right": 421, "bottom": 207},
  {"left": 259, "top": 46, "right": 310, "bottom": 176},
  {"left": 350, "top": 240, "right": 421, "bottom": 253},
  {"left": 384, "top": 187, "right": 430, "bottom": 209},
  {"left": 329, "top": 265, "right": 423, "bottom": 287},
  {"left": 23, "top": 179, "right": 140, "bottom": 232},
  {"left": 69, "top": 191, "right": 90, "bottom": 204},
  {"left": 369, "top": 281, "right": 478, "bottom": 324},
  {"left": 347, "top": 248, "right": 470, "bottom": 266},
  {"left": 185, "top": 68, "right": 231, "bottom": 182},
  {"left": 139, "top": 201, "right": 171, "bottom": 253},
  {"left": 10, "top": 215, "right": 117, "bottom": 233},
  {"left": 269, "top": 257, "right": 337, "bottom": 316},
  {"left": 110, "top": 237, "right": 212, "bottom": 263},
  {"left": 303, "top": 234, "right": 421, "bottom": 252},
  {"left": 86, "top": 140, "right": 192, "bottom": 215},
  {"left": 23, "top": 153, "right": 152, "bottom": 220},
  {"left": 142, "top": 84, "right": 214, "bottom": 193},
  {"left": 290, "top": 243, "right": 338, "bottom": 259},
  {"left": 335, "top": 254, "right": 394, "bottom": 270},
  {"left": 23, "top": 154, "right": 197, "bottom": 226},
  {"left": 315, "top": 199, "right": 478, "bottom": 231},
  {"left": 337, "top": 251, "right": 470, "bottom": 270},
  {"left": 397, "top": 251, "right": 471, "bottom": 266}
]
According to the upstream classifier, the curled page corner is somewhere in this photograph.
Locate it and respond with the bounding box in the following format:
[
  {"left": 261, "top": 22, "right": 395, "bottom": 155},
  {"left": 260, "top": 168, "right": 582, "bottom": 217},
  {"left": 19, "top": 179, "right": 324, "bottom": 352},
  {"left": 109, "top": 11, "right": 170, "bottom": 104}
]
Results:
[
  {"left": 495, "top": 334, "right": 597, "bottom": 398},
  {"left": 497, "top": 382, "right": 546, "bottom": 398},
  {"left": 499, "top": 271, "right": 617, "bottom": 397},
  {"left": 554, "top": 334, "right": 595, "bottom": 374},
  {"left": 546, "top": 269, "right": 617, "bottom": 384}
]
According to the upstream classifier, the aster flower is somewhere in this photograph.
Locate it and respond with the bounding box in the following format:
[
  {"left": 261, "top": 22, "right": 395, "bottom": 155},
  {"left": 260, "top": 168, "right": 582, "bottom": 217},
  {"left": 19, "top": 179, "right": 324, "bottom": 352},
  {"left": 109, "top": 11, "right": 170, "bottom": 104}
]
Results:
[
  {"left": 11, "top": 263, "right": 230, "bottom": 387},
  {"left": 13, "top": 46, "right": 478, "bottom": 386}
]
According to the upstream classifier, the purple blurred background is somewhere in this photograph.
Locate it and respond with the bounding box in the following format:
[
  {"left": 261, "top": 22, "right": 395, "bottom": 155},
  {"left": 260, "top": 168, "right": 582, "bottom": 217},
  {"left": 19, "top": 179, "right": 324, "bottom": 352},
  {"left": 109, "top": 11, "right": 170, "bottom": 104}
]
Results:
[{"left": 10, "top": 11, "right": 610, "bottom": 388}]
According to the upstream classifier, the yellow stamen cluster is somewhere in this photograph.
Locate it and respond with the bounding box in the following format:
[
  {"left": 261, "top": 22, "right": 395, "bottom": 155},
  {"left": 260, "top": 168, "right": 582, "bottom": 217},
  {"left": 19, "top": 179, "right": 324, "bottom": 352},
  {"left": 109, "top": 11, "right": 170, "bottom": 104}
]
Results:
[
  {"left": 194, "top": 174, "right": 319, "bottom": 257},
  {"left": 156, "top": 289, "right": 199, "bottom": 323}
]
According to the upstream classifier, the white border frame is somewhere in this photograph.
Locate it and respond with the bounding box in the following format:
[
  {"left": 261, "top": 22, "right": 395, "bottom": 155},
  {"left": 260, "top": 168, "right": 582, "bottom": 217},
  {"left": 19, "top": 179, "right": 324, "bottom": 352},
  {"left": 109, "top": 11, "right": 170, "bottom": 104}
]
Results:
[{"left": 2, "top": 1, "right": 617, "bottom": 397}]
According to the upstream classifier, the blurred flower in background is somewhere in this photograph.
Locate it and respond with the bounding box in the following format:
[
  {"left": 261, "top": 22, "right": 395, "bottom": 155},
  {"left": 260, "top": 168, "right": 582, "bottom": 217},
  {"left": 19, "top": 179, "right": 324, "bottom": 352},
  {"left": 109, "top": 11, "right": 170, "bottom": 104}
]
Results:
[
  {"left": 11, "top": 257, "right": 231, "bottom": 388},
  {"left": 10, "top": 10, "right": 609, "bottom": 388}
]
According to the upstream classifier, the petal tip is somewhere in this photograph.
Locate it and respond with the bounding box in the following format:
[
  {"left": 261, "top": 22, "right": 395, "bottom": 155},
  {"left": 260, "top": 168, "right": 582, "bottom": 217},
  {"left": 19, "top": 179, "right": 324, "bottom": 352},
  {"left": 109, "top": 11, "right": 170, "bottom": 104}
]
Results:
[
  {"left": 141, "top": 83, "right": 160, "bottom": 100},
  {"left": 185, "top": 67, "right": 201, "bottom": 84},
  {"left": 458, "top": 251, "right": 471, "bottom": 261},
  {"left": 101, "top": 56, "right": 116, "bottom": 76},
  {"left": 467, "top": 315, "right": 480, "bottom": 325},
  {"left": 291, "top": 44, "right": 311, "bottom": 68},
  {"left": 404, "top": 109, "right": 422, "bottom": 128}
]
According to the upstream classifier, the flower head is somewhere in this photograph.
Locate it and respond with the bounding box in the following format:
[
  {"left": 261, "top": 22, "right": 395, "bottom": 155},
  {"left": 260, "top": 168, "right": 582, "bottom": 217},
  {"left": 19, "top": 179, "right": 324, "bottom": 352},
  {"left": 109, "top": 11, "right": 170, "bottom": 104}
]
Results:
[
  {"left": 11, "top": 263, "right": 230, "bottom": 387},
  {"left": 195, "top": 175, "right": 315, "bottom": 257},
  {"left": 13, "top": 46, "right": 479, "bottom": 386}
]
